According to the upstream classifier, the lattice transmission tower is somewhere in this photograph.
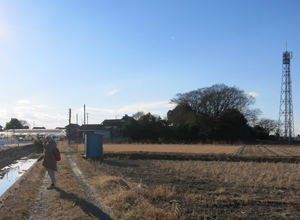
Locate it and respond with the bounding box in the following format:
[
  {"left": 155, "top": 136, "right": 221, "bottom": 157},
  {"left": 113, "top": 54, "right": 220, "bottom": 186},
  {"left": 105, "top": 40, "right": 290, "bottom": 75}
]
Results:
[{"left": 278, "top": 48, "right": 294, "bottom": 141}]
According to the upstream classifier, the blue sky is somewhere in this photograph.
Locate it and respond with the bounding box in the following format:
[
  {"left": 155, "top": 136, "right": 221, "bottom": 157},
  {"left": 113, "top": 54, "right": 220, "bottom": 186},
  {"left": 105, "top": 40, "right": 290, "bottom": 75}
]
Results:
[{"left": 0, "top": 0, "right": 299, "bottom": 135}]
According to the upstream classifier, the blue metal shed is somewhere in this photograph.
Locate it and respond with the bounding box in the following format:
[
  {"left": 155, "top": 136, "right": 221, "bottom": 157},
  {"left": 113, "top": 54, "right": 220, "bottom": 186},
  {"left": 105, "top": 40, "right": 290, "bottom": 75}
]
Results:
[{"left": 85, "top": 133, "right": 103, "bottom": 157}]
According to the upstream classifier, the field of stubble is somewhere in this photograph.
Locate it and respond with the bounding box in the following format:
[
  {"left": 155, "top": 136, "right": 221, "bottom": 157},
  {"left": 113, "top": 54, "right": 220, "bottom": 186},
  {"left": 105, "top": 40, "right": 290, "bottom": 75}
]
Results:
[{"left": 73, "top": 143, "right": 300, "bottom": 219}]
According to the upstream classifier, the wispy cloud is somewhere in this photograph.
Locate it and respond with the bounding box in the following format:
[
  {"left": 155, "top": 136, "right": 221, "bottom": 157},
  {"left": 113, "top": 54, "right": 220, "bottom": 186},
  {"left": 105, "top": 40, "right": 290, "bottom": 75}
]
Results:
[
  {"left": 172, "top": 36, "right": 175, "bottom": 40},
  {"left": 87, "top": 101, "right": 176, "bottom": 115},
  {"left": 18, "top": 100, "right": 31, "bottom": 105},
  {"left": 107, "top": 89, "right": 118, "bottom": 95}
]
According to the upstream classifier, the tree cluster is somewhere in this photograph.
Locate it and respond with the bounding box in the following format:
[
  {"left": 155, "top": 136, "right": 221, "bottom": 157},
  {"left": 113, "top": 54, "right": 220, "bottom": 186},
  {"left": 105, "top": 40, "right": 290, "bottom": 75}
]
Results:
[
  {"left": 122, "top": 84, "right": 278, "bottom": 143},
  {"left": 4, "top": 118, "right": 29, "bottom": 130}
]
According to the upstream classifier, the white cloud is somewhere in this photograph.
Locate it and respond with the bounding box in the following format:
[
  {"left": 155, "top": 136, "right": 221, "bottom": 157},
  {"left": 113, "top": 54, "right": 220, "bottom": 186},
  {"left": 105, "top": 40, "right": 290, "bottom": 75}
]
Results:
[
  {"left": 245, "top": 92, "right": 259, "bottom": 97},
  {"left": 107, "top": 90, "right": 118, "bottom": 95},
  {"left": 0, "top": 101, "right": 176, "bottom": 128},
  {"left": 172, "top": 36, "right": 175, "bottom": 40}
]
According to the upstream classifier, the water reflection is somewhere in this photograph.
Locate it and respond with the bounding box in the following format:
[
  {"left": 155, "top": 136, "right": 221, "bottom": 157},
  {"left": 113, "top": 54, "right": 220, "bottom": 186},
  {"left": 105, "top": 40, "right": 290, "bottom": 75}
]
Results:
[{"left": 0, "top": 158, "right": 37, "bottom": 197}]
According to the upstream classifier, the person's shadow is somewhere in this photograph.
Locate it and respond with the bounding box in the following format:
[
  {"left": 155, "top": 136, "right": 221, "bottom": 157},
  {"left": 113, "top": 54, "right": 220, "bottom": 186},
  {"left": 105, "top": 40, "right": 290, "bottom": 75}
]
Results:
[{"left": 54, "top": 187, "right": 113, "bottom": 220}]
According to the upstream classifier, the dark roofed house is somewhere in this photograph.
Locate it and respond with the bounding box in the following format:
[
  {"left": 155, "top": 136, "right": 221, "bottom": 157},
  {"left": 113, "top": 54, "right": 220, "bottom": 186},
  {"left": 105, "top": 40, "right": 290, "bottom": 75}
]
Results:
[
  {"left": 56, "top": 127, "right": 65, "bottom": 130},
  {"left": 78, "top": 124, "right": 110, "bottom": 139},
  {"left": 101, "top": 115, "right": 132, "bottom": 140},
  {"left": 75, "top": 115, "right": 132, "bottom": 141},
  {"left": 102, "top": 114, "right": 132, "bottom": 127},
  {"left": 33, "top": 127, "right": 46, "bottom": 129},
  {"left": 65, "top": 123, "right": 80, "bottom": 140}
]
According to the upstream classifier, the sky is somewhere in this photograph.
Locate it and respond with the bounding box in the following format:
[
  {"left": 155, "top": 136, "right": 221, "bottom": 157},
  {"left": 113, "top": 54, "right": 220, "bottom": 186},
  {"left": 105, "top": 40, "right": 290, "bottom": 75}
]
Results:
[{"left": 0, "top": 0, "right": 299, "bottom": 134}]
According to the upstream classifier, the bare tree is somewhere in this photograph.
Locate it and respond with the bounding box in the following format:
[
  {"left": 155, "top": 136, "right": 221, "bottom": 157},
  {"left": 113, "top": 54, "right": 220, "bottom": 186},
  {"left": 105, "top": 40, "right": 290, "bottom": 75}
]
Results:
[
  {"left": 171, "top": 84, "right": 258, "bottom": 119},
  {"left": 257, "top": 118, "right": 278, "bottom": 135}
]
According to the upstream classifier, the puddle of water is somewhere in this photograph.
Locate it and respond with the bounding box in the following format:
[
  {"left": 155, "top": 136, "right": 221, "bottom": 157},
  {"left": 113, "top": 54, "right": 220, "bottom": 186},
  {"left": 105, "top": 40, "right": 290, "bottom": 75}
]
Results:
[{"left": 0, "top": 158, "right": 37, "bottom": 197}]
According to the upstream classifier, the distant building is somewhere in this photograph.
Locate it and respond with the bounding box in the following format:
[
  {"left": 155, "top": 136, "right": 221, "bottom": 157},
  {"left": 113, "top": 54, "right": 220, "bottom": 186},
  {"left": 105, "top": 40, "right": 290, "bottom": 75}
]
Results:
[
  {"left": 0, "top": 128, "right": 66, "bottom": 140},
  {"left": 33, "top": 127, "right": 46, "bottom": 129},
  {"left": 0, "top": 125, "right": 3, "bottom": 131},
  {"left": 68, "top": 115, "right": 132, "bottom": 141}
]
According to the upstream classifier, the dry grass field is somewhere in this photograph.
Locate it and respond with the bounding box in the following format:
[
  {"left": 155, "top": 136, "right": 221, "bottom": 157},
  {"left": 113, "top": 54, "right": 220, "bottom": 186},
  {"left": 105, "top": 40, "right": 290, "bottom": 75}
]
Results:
[
  {"left": 71, "top": 142, "right": 300, "bottom": 219},
  {"left": 235, "top": 144, "right": 300, "bottom": 156},
  {"left": 104, "top": 144, "right": 241, "bottom": 154},
  {"left": 76, "top": 142, "right": 300, "bottom": 157},
  {"left": 2, "top": 142, "right": 300, "bottom": 219},
  {"left": 78, "top": 143, "right": 241, "bottom": 154}
]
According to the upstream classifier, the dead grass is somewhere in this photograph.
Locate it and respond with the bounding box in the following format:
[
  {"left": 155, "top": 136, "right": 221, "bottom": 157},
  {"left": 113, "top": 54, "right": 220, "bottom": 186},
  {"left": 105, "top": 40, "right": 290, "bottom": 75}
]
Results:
[
  {"left": 67, "top": 142, "right": 300, "bottom": 219},
  {"left": 0, "top": 159, "right": 45, "bottom": 220},
  {"left": 160, "top": 160, "right": 300, "bottom": 186},
  {"left": 76, "top": 143, "right": 241, "bottom": 154},
  {"left": 75, "top": 142, "right": 300, "bottom": 157},
  {"left": 3, "top": 141, "right": 300, "bottom": 219},
  {"left": 70, "top": 151, "right": 179, "bottom": 220},
  {"left": 81, "top": 154, "right": 300, "bottom": 218},
  {"left": 154, "top": 160, "right": 300, "bottom": 202}
]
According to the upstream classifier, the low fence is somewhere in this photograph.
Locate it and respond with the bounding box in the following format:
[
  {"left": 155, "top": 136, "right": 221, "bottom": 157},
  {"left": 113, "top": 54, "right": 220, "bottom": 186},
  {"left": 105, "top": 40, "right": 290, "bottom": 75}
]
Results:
[
  {"left": 0, "top": 140, "right": 34, "bottom": 151},
  {"left": 0, "top": 144, "right": 42, "bottom": 168}
]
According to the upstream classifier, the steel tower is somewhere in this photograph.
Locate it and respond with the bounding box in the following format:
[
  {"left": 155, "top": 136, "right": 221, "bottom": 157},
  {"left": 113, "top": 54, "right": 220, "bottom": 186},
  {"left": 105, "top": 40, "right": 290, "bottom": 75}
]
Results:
[{"left": 278, "top": 49, "right": 294, "bottom": 141}]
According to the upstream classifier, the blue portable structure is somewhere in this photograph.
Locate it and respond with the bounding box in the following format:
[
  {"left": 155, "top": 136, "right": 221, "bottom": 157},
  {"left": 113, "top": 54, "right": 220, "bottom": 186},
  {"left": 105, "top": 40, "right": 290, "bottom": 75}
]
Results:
[{"left": 85, "top": 133, "right": 103, "bottom": 157}]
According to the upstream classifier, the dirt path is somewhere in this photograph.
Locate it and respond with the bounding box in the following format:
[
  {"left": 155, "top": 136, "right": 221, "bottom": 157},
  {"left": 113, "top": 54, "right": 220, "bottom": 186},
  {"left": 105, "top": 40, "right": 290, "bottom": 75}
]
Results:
[
  {"left": 27, "top": 172, "right": 52, "bottom": 219},
  {"left": 27, "top": 152, "right": 114, "bottom": 220}
]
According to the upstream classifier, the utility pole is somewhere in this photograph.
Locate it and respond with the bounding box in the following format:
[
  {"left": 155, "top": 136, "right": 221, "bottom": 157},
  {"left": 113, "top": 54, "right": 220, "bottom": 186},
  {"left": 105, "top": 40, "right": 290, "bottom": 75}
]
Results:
[
  {"left": 84, "top": 104, "right": 86, "bottom": 140},
  {"left": 87, "top": 112, "right": 89, "bottom": 125},
  {"left": 69, "top": 108, "right": 72, "bottom": 124},
  {"left": 76, "top": 113, "right": 78, "bottom": 151},
  {"left": 68, "top": 108, "right": 71, "bottom": 145}
]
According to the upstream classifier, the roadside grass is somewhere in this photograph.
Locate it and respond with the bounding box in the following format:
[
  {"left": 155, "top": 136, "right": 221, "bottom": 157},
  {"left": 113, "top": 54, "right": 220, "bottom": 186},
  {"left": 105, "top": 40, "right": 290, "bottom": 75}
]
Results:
[{"left": 0, "top": 159, "right": 45, "bottom": 220}]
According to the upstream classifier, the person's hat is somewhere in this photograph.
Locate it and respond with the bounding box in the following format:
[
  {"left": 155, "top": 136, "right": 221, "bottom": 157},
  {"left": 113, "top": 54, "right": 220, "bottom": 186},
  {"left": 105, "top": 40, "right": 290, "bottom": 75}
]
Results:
[{"left": 46, "top": 134, "right": 53, "bottom": 139}]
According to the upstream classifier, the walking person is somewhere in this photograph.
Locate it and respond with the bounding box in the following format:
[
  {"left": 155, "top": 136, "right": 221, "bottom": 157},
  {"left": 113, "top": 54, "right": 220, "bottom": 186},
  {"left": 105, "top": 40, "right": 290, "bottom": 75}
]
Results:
[{"left": 37, "top": 134, "right": 57, "bottom": 189}]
